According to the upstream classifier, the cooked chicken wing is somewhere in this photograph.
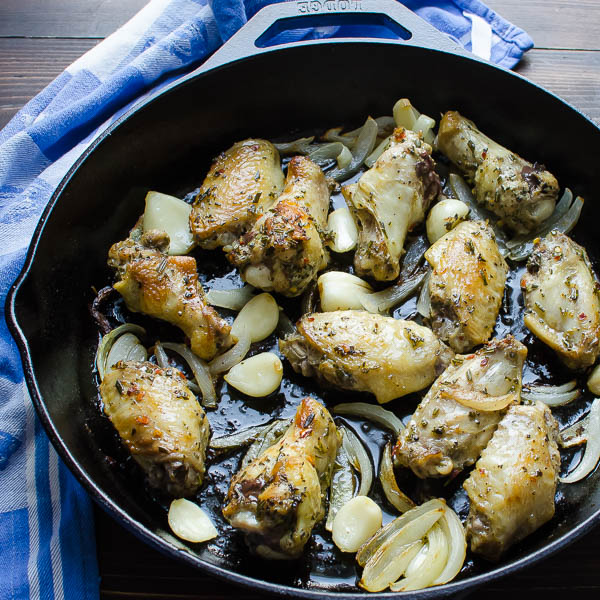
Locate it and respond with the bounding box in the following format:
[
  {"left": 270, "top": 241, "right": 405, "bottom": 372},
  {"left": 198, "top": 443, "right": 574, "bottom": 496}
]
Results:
[
  {"left": 279, "top": 311, "right": 453, "bottom": 404},
  {"left": 108, "top": 225, "right": 232, "bottom": 361},
  {"left": 463, "top": 401, "right": 560, "bottom": 561},
  {"left": 100, "top": 361, "right": 210, "bottom": 497},
  {"left": 425, "top": 220, "right": 508, "bottom": 352},
  {"left": 222, "top": 397, "right": 340, "bottom": 559},
  {"left": 437, "top": 111, "right": 559, "bottom": 234},
  {"left": 521, "top": 231, "right": 600, "bottom": 370},
  {"left": 394, "top": 336, "right": 526, "bottom": 478},
  {"left": 226, "top": 155, "right": 330, "bottom": 296},
  {"left": 343, "top": 128, "right": 440, "bottom": 281},
  {"left": 189, "top": 139, "right": 285, "bottom": 249}
]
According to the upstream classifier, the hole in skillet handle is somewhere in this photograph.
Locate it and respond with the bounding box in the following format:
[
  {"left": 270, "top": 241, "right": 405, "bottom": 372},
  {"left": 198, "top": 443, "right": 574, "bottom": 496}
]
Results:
[{"left": 255, "top": 12, "right": 411, "bottom": 48}]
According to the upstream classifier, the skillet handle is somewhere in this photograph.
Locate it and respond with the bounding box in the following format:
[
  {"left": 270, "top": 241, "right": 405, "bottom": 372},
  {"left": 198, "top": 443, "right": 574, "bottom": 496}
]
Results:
[{"left": 199, "top": 0, "right": 470, "bottom": 73}]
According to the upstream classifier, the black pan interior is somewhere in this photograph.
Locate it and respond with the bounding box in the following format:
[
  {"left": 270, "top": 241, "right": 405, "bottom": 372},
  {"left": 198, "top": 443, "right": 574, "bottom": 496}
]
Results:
[{"left": 9, "top": 41, "right": 600, "bottom": 598}]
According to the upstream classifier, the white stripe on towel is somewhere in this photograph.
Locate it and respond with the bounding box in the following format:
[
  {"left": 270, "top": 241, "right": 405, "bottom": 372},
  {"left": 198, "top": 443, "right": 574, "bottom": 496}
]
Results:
[{"left": 463, "top": 11, "right": 493, "bottom": 61}]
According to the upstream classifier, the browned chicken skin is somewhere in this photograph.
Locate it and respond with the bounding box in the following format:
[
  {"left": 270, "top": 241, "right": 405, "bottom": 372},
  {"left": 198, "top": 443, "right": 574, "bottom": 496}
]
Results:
[
  {"left": 394, "top": 336, "right": 527, "bottom": 478},
  {"left": 521, "top": 230, "right": 600, "bottom": 370},
  {"left": 189, "top": 139, "right": 285, "bottom": 249},
  {"left": 425, "top": 220, "right": 508, "bottom": 352},
  {"left": 108, "top": 223, "right": 232, "bottom": 361},
  {"left": 463, "top": 401, "right": 560, "bottom": 561},
  {"left": 222, "top": 397, "right": 340, "bottom": 559},
  {"left": 437, "top": 111, "right": 559, "bottom": 234},
  {"left": 100, "top": 361, "right": 210, "bottom": 497},
  {"left": 280, "top": 311, "right": 454, "bottom": 404},
  {"left": 226, "top": 156, "right": 330, "bottom": 297}
]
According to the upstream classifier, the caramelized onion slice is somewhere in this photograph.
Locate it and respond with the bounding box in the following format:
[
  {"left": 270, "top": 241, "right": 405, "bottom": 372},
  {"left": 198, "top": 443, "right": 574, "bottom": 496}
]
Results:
[
  {"left": 341, "top": 426, "right": 373, "bottom": 497},
  {"left": 208, "top": 331, "right": 251, "bottom": 376},
  {"left": 334, "top": 402, "right": 404, "bottom": 436},
  {"left": 96, "top": 324, "right": 147, "bottom": 380},
  {"left": 390, "top": 523, "right": 448, "bottom": 591},
  {"left": 360, "top": 269, "right": 426, "bottom": 315},
  {"left": 560, "top": 399, "right": 600, "bottom": 483},
  {"left": 433, "top": 505, "right": 467, "bottom": 585},
  {"left": 161, "top": 342, "right": 216, "bottom": 408},
  {"left": 380, "top": 443, "right": 415, "bottom": 514},
  {"left": 206, "top": 285, "right": 255, "bottom": 311},
  {"left": 356, "top": 498, "right": 445, "bottom": 567},
  {"left": 326, "top": 443, "right": 356, "bottom": 531},
  {"left": 522, "top": 380, "right": 580, "bottom": 407}
]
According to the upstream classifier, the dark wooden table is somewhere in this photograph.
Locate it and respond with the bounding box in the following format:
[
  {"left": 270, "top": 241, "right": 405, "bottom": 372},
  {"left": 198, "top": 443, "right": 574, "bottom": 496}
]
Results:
[{"left": 2, "top": 1, "right": 599, "bottom": 598}]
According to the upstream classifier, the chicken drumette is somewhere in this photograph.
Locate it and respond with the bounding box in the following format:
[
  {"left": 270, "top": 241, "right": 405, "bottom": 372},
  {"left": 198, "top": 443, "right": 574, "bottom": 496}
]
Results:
[
  {"left": 437, "top": 111, "right": 559, "bottom": 234},
  {"left": 222, "top": 397, "right": 340, "bottom": 559},
  {"left": 226, "top": 155, "right": 330, "bottom": 297}
]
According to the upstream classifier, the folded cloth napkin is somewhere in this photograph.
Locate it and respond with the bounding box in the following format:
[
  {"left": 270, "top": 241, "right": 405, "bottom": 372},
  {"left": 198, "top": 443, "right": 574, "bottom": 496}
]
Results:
[{"left": 0, "top": 1, "right": 532, "bottom": 598}]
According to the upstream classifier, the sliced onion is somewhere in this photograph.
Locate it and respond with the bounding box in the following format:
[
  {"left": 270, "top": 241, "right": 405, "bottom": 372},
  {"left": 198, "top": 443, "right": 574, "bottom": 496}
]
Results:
[
  {"left": 441, "top": 388, "right": 514, "bottom": 412},
  {"left": 560, "top": 399, "right": 600, "bottom": 483},
  {"left": 416, "top": 269, "right": 432, "bottom": 318},
  {"left": 393, "top": 99, "right": 419, "bottom": 130},
  {"left": 161, "top": 342, "right": 216, "bottom": 408},
  {"left": 143, "top": 191, "right": 194, "bottom": 256},
  {"left": 341, "top": 426, "right": 373, "bottom": 497},
  {"left": 96, "top": 323, "right": 147, "bottom": 380},
  {"left": 364, "top": 135, "right": 391, "bottom": 169},
  {"left": 154, "top": 340, "right": 170, "bottom": 369},
  {"left": 401, "top": 236, "right": 429, "bottom": 275},
  {"left": 326, "top": 444, "right": 356, "bottom": 531},
  {"left": 205, "top": 285, "right": 255, "bottom": 311},
  {"left": 327, "top": 207, "right": 359, "bottom": 253},
  {"left": 242, "top": 418, "right": 291, "bottom": 468},
  {"left": 522, "top": 380, "right": 580, "bottom": 407},
  {"left": 223, "top": 352, "right": 283, "bottom": 397},
  {"left": 307, "top": 142, "right": 349, "bottom": 169},
  {"left": 559, "top": 416, "right": 590, "bottom": 448},
  {"left": 208, "top": 330, "right": 251, "bottom": 376},
  {"left": 390, "top": 523, "right": 448, "bottom": 591},
  {"left": 322, "top": 126, "right": 357, "bottom": 146},
  {"left": 505, "top": 189, "right": 584, "bottom": 261},
  {"left": 231, "top": 292, "right": 279, "bottom": 343},
  {"left": 359, "top": 504, "right": 445, "bottom": 591},
  {"left": 209, "top": 421, "right": 276, "bottom": 450},
  {"left": 332, "top": 496, "right": 382, "bottom": 553},
  {"left": 360, "top": 540, "right": 422, "bottom": 593},
  {"left": 273, "top": 136, "right": 315, "bottom": 155},
  {"left": 380, "top": 442, "right": 415, "bottom": 514},
  {"left": 360, "top": 269, "right": 426, "bottom": 314},
  {"left": 106, "top": 333, "right": 148, "bottom": 372},
  {"left": 334, "top": 402, "right": 404, "bottom": 436},
  {"left": 414, "top": 114, "right": 436, "bottom": 146},
  {"left": 276, "top": 310, "right": 295, "bottom": 337},
  {"left": 318, "top": 271, "right": 372, "bottom": 312},
  {"left": 356, "top": 498, "right": 445, "bottom": 567},
  {"left": 327, "top": 117, "right": 378, "bottom": 181},
  {"left": 433, "top": 505, "right": 467, "bottom": 586}
]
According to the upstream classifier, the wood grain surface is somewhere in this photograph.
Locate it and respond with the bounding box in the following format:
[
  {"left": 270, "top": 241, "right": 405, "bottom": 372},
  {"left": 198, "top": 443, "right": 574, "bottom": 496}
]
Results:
[{"left": 1, "top": 1, "right": 599, "bottom": 599}]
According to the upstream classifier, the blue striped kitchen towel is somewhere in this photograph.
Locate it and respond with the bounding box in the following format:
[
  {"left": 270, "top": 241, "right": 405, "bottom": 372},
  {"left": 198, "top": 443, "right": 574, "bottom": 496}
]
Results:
[{"left": 0, "top": 1, "right": 533, "bottom": 598}]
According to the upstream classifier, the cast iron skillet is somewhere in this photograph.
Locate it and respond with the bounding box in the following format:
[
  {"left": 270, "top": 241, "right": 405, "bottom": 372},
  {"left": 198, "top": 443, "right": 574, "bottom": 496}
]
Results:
[{"left": 6, "top": 1, "right": 600, "bottom": 597}]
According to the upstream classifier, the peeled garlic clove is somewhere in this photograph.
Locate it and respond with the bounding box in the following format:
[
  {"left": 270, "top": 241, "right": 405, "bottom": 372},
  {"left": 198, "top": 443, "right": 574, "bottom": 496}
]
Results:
[
  {"left": 231, "top": 293, "right": 279, "bottom": 342},
  {"left": 143, "top": 191, "right": 194, "bottom": 255},
  {"left": 318, "top": 271, "right": 372, "bottom": 312},
  {"left": 327, "top": 207, "right": 358, "bottom": 253},
  {"left": 224, "top": 352, "right": 283, "bottom": 397},
  {"left": 332, "top": 496, "right": 382, "bottom": 553},
  {"left": 168, "top": 498, "right": 217, "bottom": 543},
  {"left": 588, "top": 364, "right": 600, "bottom": 395},
  {"left": 426, "top": 198, "right": 470, "bottom": 244}
]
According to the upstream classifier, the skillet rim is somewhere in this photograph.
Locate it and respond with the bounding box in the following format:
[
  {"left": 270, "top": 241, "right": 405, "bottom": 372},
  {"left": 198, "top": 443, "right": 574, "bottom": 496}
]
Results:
[{"left": 6, "top": 38, "right": 600, "bottom": 598}]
